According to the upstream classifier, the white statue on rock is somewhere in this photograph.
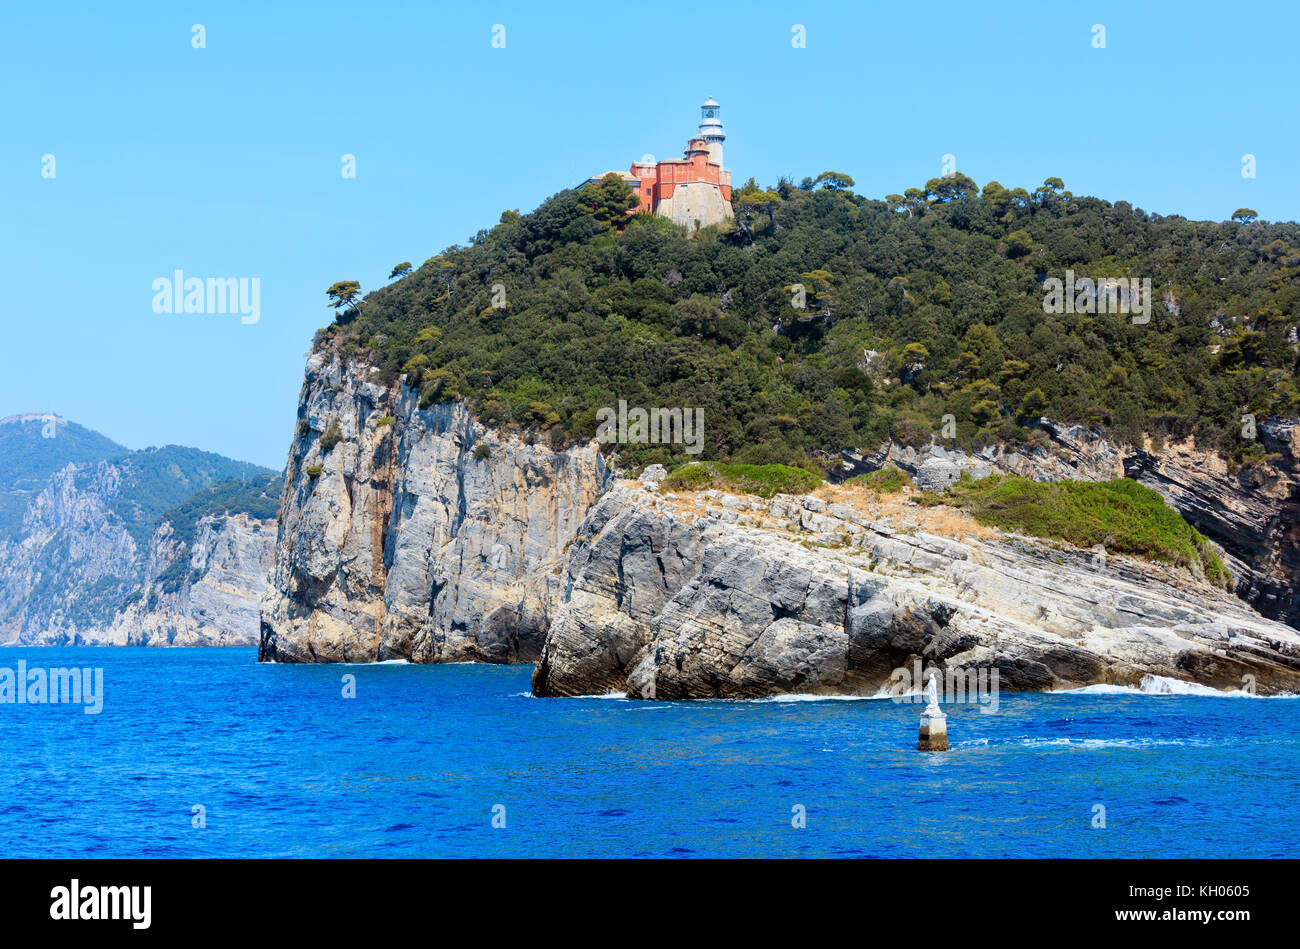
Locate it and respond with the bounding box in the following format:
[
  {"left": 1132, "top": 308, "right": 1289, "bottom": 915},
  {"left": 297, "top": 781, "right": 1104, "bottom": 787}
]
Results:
[
  {"left": 924, "top": 669, "right": 941, "bottom": 713},
  {"left": 918, "top": 668, "right": 949, "bottom": 752}
]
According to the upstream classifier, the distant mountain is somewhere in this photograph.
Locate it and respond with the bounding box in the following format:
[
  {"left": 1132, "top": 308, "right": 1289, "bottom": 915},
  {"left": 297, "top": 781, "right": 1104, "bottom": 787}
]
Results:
[
  {"left": 0, "top": 414, "right": 127, "bottom": 535},
  {"left": 0, "top": 415, "right": 283, "bottom": 646}
]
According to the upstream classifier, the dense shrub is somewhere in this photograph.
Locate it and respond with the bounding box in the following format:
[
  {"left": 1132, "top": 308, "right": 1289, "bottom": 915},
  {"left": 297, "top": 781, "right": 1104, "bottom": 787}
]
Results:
[
  {"left": 662, "top": 462, "right": 822, "bottom": 498},
  {"left": 319, "top": 420, "right": 343, "bottom": 454},
  {"left": 846, "top": 467, "right": 911, "bottom": 494},
  {"left": 919, "top": 473, "right": 1232, "bottom": 586}
]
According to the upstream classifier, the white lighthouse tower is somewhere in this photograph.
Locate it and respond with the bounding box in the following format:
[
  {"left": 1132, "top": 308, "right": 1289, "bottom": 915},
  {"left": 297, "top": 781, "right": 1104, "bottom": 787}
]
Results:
[{"left": 697, "top": 96, "right": 725, "bottom": 167}]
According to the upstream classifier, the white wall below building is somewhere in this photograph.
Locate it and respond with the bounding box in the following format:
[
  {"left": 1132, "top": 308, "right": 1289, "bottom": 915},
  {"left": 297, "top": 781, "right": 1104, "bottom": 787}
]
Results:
[{"left": 655, "top": 182, "right": 734, "bottom": 231}]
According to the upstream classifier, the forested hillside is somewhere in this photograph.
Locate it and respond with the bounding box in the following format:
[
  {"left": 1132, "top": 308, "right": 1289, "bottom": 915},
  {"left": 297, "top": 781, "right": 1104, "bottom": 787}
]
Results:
[{"left": 319, "top": 172, "right": 1299, "bottom": 471}]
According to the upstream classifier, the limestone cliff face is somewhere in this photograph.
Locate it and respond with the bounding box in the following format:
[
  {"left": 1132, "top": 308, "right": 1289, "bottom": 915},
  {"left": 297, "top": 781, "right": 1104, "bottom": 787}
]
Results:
[
  {"left": 1123, "top": 421, "right": 1299, "bottom": 628},
  {"left": 100, "top": 514, "right": 274, "bottom": 646},
  {"left": 532, "top": 482, "right": 1300, "bottom": 699},
  {"left": 844, "top": 420, "right": 1300, "bottom": 630},
  {"left": 0, "top": 463, "right": 137, "bottom": 642},
  {"left": 258, "top": 355, "right": 612, "bottom": 663},
  {"left": 0, "top": 464, "right": 274, "bottom": 646}
]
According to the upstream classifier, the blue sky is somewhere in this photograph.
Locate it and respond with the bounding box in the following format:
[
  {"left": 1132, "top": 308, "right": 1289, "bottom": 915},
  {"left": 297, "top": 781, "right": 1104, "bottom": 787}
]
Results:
[{"left": 1, "top": 0, "right": 1296, "bottom": 469}]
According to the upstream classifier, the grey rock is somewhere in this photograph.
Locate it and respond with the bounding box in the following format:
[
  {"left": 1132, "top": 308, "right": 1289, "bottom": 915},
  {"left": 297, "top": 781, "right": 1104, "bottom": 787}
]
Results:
[
  {"left": 533, "top": 485, "right": 1300, "bottom": 698},
  {"left": 258, "top": 355, "right": 612, "bottom": 664},
  {"left": 638, "top": 464, "right": 667, "bottom": 490}
]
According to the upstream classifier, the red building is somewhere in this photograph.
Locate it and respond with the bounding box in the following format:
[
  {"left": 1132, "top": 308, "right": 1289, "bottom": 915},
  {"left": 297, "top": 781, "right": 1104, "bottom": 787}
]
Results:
[{"left": 587, "top": 97, "right": 733, "bottom": 231}]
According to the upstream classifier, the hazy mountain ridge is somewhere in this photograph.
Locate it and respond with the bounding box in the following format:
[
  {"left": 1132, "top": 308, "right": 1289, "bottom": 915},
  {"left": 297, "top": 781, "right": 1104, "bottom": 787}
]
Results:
[
  {"left": 0, "top": 415, "right": 280, "bottom": 645},
  {"left": 0, "top": 414, "right": 127, "bottom": 536}
]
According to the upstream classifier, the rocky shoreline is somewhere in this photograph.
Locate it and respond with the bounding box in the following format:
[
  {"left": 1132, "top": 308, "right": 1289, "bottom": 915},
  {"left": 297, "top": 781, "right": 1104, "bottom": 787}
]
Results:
[
  {"left": 256, "top": 355, "right": 1300, "bottom": 698},
  {"left": 533, "top": 476, "right": 1300, "bottom": 698}
]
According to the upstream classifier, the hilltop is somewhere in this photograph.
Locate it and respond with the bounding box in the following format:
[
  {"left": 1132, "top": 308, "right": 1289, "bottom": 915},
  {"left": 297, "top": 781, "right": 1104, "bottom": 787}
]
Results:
[{"left": 316, "top": 173, "right": 1299, "bottom": 473}]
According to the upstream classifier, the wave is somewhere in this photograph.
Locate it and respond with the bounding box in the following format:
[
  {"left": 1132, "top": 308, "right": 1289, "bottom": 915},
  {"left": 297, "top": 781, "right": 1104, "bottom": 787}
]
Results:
[
  {"left": 959, "top": 736, "right": 1213, "bottom": 749},
  {"left": 749, "top": 691, "right": 898, "bottom": 703},
  {"left": 1055, "top": 675, "right": 1297, "bottom": 698}
]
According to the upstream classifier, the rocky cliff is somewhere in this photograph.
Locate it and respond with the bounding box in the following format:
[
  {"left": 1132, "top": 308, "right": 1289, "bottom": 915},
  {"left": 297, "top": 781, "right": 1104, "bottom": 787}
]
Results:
[
  {"left": 843, "top": 420, "right": 1300, "bottom": 630},
  {"left": 532, "top": 478, "right": 1300, "bottom": 699},
  {"left": 0, "top": 461, "right": 276, "bottom": 646},
  {"left": 100, "top": 514, "right": 275, "bottom": 646},
  {"left": 262, "top": 358, "right": 1300, "bottom": 699},
  {"left": 257, "top": 355, "right": 612, "bottom": 663}
]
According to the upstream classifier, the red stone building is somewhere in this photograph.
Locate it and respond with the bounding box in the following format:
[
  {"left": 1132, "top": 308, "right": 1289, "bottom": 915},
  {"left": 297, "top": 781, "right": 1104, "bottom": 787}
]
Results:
[{"left": 587, "top": 97, "right": 733, "bottom": 231}]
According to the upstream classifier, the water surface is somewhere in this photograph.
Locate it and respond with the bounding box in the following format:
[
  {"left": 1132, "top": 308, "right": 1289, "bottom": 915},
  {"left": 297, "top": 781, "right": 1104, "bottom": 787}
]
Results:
[{"left": 0, "top": 648, "right": 1294, "bottom": 857}]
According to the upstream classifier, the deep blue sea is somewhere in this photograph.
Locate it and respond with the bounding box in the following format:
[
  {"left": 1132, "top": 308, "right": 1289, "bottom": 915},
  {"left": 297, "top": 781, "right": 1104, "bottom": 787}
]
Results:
[{"left": 0, "top": 647, "right": 1296, "bottom": 858}]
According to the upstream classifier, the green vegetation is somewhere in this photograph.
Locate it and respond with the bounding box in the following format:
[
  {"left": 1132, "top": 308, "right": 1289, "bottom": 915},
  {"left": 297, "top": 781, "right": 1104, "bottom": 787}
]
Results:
[
  {"left": 662, "top": 462, "right": 823, "bottom": 499},
  {"left": 846, "top": 466, "right": 911, "bottom": 494},
  {"left": 375, "top": 415, "right": 396, "bottom": 427},
  {"left": 919, "top": 473, "right": 1232, "bottom": 586},
  {"left": 473, "top": 444, "right": 491, "bottom": 460},
  {"left": 73, "top": 445, "right": 273, "bottom": 550},
  {"left": 319, "top": 170, "right": 1299, "bottom": 473},
  {"left": 306, "top": 465, "right": 323, "bottom": 479},
  {"left": 158, "top": 474, "right": 282, "bottom": 541},
  {"left": 319, "top": 419, "right": 343, "bottom": 453},
  {"left": 326, "top": 280, "right": 362, "bottom": 312}
]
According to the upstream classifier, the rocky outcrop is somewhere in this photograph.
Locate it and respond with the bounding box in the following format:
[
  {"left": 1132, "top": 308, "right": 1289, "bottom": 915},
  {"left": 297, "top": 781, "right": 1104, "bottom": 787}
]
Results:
[
  {"left": 533, "top": 482, "right": 1300, "bottom": 698},
  {"left": 844, "top": 420, "right": 1300, "bottom": 629},
  {"left": 1123, "top": 422, "right": 1300, "bottom": 628},
  {"left": 258, "top": 355, "right": 612, "bottom": 664},
  {"left": 842, "top": 421, "right": 1126, "bottom": 486}
]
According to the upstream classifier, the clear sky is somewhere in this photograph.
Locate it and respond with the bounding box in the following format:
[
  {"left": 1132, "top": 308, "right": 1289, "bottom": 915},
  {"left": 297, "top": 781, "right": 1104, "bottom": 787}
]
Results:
[{"left": 1, "top": 1, "right": 1296, "bottom": 469}]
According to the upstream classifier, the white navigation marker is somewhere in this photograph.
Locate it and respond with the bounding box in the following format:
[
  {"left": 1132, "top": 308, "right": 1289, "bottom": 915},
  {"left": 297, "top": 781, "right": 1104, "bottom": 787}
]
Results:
[{"left": 918, "top": 670, "right": 949, "bottom": 752}]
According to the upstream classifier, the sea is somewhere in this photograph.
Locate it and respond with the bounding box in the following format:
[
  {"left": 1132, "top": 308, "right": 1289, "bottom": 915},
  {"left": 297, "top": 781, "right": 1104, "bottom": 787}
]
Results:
[{"left": 1, "top": 647, "right": 1295, "bottom": 858}]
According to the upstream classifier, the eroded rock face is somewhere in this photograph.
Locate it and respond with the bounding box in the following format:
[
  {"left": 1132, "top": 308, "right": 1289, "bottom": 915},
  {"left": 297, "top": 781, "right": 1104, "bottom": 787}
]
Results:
[
  {"left": 0, "top": 465, "right": 275, "bottom": 647},
  {"left": 1123, "top": 422, "right": 1300, "bottom": 628},
  {"left": 532, "top": 484, "right": 1300, "bottom": 699},
  {"left": 100, "top": 514, "right": 275, "bottom": 647},
  {"left": 846, "top": 420, "right": 1300, "bottom": 629},
  {"left": 258, "top": 355, "right": 612, "bottom": 664}
]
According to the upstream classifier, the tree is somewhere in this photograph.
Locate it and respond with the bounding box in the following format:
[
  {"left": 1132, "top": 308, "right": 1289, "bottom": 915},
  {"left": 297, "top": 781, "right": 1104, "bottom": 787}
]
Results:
[
  {"left": 982, "top": 181, "right": 1012, "bottom": 218},
  {"left": 587, "top": 174, "right": 640, "bottom": 226},
  {"left": 1231, "top": 208, "right": 1258, "bottom": 225},
  {"left": 326, "top": 280, "right": 362, "bottom": 312},
  {"left": 813, "top": 171, "right": 855, "bottom": 191},
  {"left": 1032, "top": 177, "right": 1069, "bottom": 207},
  {"left": 796, "top": 269, "right": 835, "bottom": 320},
  {"left": 736, "top": 189, "right": 781, "bottom": 236},
  {"left": 1019, "top": 388, "right": 1047, "bottom": 419},
  {"left": 925, "top": 174, "right": 978, "bottom": 204},
  {"left": 389, "top": 262, "right": 413, "bottom": 280},
  {"left": 1004, "top": 229, "right": 1035, "bottom": 258}
]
